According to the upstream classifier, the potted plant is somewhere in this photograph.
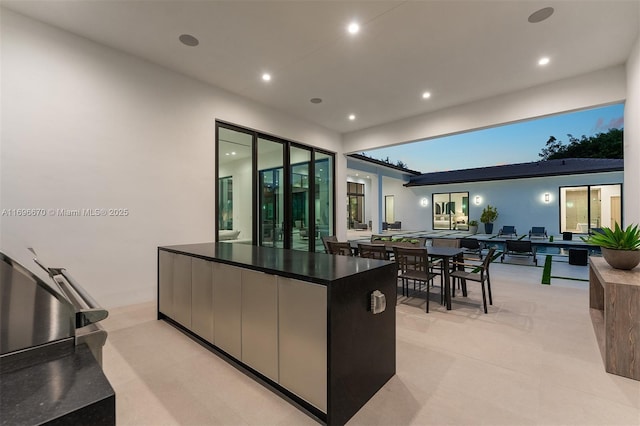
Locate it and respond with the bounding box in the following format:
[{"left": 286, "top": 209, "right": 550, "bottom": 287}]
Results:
[
  {"left": 581, "top": 223, "right": 640, "bottom": 270},
  {"left": 469, "top": 220, "right": 479, "bottom": 234},
  {"left": 480, "top": 205, "right": 498, "bottom": 234}
]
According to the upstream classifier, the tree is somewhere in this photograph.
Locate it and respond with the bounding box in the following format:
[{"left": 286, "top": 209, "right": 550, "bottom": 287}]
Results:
[
  {"left": 538, "top": 136, "right": 564, "bottom": 160},
  {"left": 538, "top": 128, "right": 623, "bottom": 160}
]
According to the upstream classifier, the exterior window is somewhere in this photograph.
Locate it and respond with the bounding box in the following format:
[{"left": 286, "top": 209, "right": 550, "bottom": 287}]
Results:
[
  {"left": 432, "top": 192, "right": 469, "bottom": 230},
  {"left": 560, "top": 184, "right": 622, "bottom": 233}
]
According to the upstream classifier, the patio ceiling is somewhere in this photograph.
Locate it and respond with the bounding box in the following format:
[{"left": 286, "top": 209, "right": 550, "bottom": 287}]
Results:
[{"left": 2, "top": 1, "right": 638, "bottom": 134}]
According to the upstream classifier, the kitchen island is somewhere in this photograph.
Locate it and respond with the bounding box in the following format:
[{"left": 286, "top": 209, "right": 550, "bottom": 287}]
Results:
[{"left": 157, "top": 242, "right": 397, "bottom": 425}]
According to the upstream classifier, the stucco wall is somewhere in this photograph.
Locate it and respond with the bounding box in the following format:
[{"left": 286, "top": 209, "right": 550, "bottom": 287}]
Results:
[{"left": 625, "top": 29, "right": 640, "bottom": 225}]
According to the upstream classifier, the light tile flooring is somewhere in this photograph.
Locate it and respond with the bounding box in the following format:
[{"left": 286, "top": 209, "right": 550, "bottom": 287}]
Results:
[{"left": 102, "top": 262, "right": 640, "bottom": 425}]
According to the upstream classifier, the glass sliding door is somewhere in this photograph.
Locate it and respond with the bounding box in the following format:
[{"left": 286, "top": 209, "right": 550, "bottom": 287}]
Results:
[
  {"left": 258, "top": 137, "right": 284, "bottom": 248},
  {"left": 385, "top": 196, "right": 394, "bottom": 223},
  {"left": 315, "top": 152, "right": 333, "bottom": 252},
  {"left": 347, "top": 182, "right": 365, "bottom": 229},
  {"left": 217, "top": 126, "right": 253, "bottom": 242},
  {"left": 216, "top": 121, "right": 335, "bottom": 251},
  {"left": 290, "top": 146, "right": 311, "bottom": 251},
  {"left": 433, "top": 192, "right": 469, "bottom": 230},
  {"left": 451, "top": 192, "right": 469, "bottom": 230},
  {"left": 561, "top": 184, "right": 622, "bottom": 232},
  {"left": 433, "top": 193, "right": 450, "bottom": 230}
]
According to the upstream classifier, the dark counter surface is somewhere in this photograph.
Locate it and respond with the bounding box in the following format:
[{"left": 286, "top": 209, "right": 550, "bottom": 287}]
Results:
[
  {"left": 0, "top": 343, "right": 115, "bottom": 426},
  {"left": 159, "top": 242, "right": 392, "bottom": 285}
]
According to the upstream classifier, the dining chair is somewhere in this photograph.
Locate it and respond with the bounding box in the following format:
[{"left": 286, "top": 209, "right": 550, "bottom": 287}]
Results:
[
  {"left": 358, "top": 243, "right": 389, "bottom": 260},
  {"left": 450, "top": 248, "right": 496, "bottom": 314},
  {"left": 431, "top": 238, "right": 460, "bottom": 248},
  {"left": 393, "top": 246, "right": 440, "bottom": 313},
  {"left": 459, "top": 238, "right": 483, "bottom": 260},
  {"left": 430, "top": 238, "right": 460, "bottom": 276},
  {"left": 327, "top": 241, "right": 353, "bottom": 256},
  {"left": 321, "top": 235, "right": 338, "bottom": 253}
]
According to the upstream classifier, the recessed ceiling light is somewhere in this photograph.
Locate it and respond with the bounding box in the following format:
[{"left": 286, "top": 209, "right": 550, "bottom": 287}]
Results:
[
  {"left": 347, "top": 22, "right": 360, "bottom": 34},
  {"left": 225, "top": 153, "right": 230, "bottom": 156},
  {"left": 538, "top": 57, "right": 550, "bottom": 66},
  {"left": 179, "top": 34, "right": 199, "bottom": 47},
  {"left": 528, "top": 7, "right": 554, "bottom": 23},
  {"left": 422, "top": 91, "right": 431, "bottom": 99},
  {"left": 355, "top": 173, "right": 359, "bottom": 176},
  {"left": 310, "top": 98, "right": 322, "bottom": 104},
  {"left": 348, "top": 114, "right": 356, "bottom": 121},
  {"left": 231, "top": 151, "right": 236, "bottom": 155},
  {"left": 262, "top": 73, "right": 271, "bottom": 82}
]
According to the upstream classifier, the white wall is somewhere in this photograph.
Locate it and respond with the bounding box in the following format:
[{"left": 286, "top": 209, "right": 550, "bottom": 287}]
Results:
[
  {"left": 625, "top": 29, "right": 640, "bottom": 225},
  {"left": 342, "top": 66, "right": 627, "bottom": 154},
  {"left": 408, "top": 172, "right": 623, "bottom": 235},
  {"left": 0, "top": 10, "right": 341, "bottom": 307}
]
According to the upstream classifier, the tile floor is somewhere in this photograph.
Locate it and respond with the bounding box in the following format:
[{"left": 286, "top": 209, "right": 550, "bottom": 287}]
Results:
[{"left": 102, "top": 261, "right": 640, "bottom": 425}]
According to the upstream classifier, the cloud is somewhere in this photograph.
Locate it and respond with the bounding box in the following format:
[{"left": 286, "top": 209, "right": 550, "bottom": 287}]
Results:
[{"left": 594, "top": 115, "right": 624, "bottom": 131}]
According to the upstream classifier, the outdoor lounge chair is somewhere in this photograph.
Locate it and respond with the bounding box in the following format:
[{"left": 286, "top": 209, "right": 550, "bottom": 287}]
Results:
[
  {"left": 529, "top": 226, "right": 548, "bottom": 239},
  {"left": 498, "top": 225, "right": 517, "bottom": 237},
  {"left": 500, "top": 240, "right": 537, "bottom": 266}
]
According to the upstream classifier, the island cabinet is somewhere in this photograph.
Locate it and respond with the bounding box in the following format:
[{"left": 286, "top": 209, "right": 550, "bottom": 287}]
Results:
[
  {"left": 589, "top": 256, "right": 640, "bottom": 381},
  {"left": 158, "top": 243, "right": 397, "bottom": 425}
]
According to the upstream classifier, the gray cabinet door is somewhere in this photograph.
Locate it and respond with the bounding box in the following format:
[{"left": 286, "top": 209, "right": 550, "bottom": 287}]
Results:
[
  {"left": 213, "top": 263, "right": 242, "bottom": 359},
  {"left": 173, "top": 254, "right": 192, "bottom": 328},
  {"left": 278, "top": 277, "right": 327, "bottom": 411},
  {"left": 158, "top": 251, "right": 175, "bottom": 317},
  {"left": 241, "top": 269, "right": 278, "bottom": 382},
  {"left": 191, "top": 257, "right": 214, "bottom": 343}
]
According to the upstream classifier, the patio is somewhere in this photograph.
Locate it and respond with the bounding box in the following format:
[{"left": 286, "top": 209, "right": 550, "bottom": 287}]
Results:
[{"left": 102, "top": 254, "right": 638, "bottom": 425}]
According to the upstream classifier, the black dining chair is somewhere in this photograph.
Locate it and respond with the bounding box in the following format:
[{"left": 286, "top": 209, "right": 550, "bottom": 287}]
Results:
[
  {"left": 327, "top": 241, "right": 353, "bottom": 256},
  {"left": 321, "top": 235, "right": 338, "bottom": 253},
  {"left": 358, "top": 243, "right": 389, "bottom": 260},
  {"left": 450, "top": 248, "right": 496, "bottom": 314},
  {"left": 393, "top": 246, "right": 441, "bottom": 313}
]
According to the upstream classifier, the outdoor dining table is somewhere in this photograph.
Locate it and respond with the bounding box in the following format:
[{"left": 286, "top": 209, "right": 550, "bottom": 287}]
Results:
[
  {"left": 348, "top": 242, "right": 464, "bottom": 310},
  {"left": 427, "top": 246, "right": 464, "bottom": 310}
]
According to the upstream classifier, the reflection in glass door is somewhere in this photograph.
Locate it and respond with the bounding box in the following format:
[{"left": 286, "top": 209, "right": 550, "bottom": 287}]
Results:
[
  {"left": 258, "top": 138, "right": 284, "bottom": 248},
  {"left": 290, "top": 146, "right": 311, "bottom": 250},
  {"left": 315, "top": 154, "right": 333, "bottom": 252},
  {"left": 217, "top": 126, "right": 253, "bottom": 242},
  {"left": 218, "top": 176, "right": 233, "bottom": 230}
]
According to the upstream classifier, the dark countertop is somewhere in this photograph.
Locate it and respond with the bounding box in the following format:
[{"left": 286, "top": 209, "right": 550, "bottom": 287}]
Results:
[
  {"left": 0, "top": 343, "right": 115, "bottom": 426},
  {"left": 159, "top": 242, "right": 393, "bottom": 285}
]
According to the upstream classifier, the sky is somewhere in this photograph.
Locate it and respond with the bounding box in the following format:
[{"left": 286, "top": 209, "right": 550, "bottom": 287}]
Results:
[{"left": 362, "top": 103, "right": 624, "bottom": 173}]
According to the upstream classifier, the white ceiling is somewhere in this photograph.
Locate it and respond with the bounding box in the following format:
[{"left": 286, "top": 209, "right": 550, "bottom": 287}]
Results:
[{"left": 3, "top": 0, "right": 638, "bottom": 133}]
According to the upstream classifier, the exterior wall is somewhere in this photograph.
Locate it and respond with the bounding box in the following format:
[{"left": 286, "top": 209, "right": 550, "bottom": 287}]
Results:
[
  {"left": 625, "top": 29, "right": 640, "bottom": 225},
  {"left": 0, "top": 10, "right": 341, "bottom": 307}
]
